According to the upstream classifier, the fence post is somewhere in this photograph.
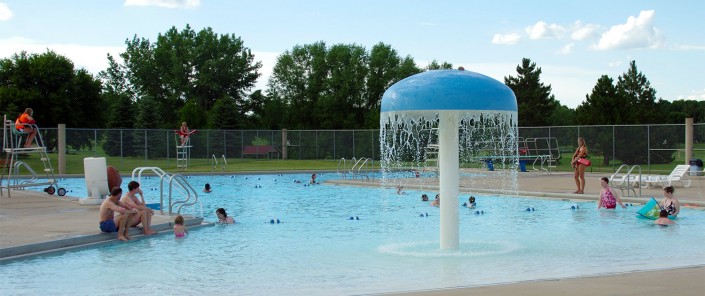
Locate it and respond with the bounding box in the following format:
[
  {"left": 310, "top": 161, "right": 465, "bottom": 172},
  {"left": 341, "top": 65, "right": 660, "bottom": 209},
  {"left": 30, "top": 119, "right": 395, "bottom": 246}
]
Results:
[
  {"left": 282, "top": 129, "right": 288, "bottom": 160},
  {"left": 58, "top": 124, "right": 66, "bottom": 174},
  {"left": 685, "top": 118, "right": 693, "bottom": 164}
]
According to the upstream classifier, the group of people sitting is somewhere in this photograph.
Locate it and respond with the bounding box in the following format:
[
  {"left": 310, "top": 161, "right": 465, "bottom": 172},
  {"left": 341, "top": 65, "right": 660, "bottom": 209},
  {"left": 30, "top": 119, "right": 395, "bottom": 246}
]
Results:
[{"left": 98, "top": 181, "right": 157, "bottom": 241}]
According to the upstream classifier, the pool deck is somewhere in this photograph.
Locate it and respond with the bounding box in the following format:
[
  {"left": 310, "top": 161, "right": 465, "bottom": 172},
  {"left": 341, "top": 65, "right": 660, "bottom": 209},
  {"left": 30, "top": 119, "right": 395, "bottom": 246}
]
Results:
[{"left": 1, "top": 171, "right": 704, "bottom": 295}]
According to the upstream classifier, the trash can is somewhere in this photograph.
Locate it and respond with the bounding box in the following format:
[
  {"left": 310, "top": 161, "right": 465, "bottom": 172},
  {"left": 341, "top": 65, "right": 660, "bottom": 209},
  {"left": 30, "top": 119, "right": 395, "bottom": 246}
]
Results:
[
  {"left": 519, "top": 160, "right": 527, "bottom": 172},
  {"left": 485, "top": 159, "right": 494, "bottom": 171},
  {"left": 689, "top": 158, "right": 703, "bottom": 176}
]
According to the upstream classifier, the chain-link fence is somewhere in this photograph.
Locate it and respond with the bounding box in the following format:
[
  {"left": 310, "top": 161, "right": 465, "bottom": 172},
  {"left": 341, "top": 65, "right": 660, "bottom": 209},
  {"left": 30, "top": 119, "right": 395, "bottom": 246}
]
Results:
[{"left": 15, "top": 123, "right": 705, "bottom": 174}]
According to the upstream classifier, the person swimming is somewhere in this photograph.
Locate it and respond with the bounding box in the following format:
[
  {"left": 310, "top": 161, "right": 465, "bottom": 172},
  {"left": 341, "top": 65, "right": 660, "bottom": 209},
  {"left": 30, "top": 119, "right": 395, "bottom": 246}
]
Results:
[
  {"left": 467, "top": 196, "right": 476, "bottom": 209},
  {"left": 431, "top": 194, "right": 440, "bottom": 207}
]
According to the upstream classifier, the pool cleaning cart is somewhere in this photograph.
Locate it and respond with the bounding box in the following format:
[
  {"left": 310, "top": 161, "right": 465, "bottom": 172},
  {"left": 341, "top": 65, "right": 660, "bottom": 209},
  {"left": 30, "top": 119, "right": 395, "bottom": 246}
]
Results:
[{"left": 1, "top": 115, "right": 65, "bottom": 197}]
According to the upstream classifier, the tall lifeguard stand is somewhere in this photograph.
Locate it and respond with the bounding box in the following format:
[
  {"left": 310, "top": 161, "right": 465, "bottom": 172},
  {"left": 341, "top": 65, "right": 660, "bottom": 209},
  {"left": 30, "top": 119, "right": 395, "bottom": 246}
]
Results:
[
  {"left": 175, "top": 129, "right": 196, "bottom": 171},
  {"left": 1, "top": 115, "right": 65, "bottom": 197}
]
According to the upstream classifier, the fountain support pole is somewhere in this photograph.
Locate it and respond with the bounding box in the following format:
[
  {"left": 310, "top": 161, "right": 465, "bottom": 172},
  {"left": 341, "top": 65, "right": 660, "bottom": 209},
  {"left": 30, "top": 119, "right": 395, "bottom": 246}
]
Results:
[{"left": 439, "top": 112, "right": 459, "bottom": 250}]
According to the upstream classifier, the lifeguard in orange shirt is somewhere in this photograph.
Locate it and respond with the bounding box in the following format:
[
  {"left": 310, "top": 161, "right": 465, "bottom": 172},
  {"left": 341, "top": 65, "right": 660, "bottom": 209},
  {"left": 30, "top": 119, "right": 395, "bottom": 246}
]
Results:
[{"left": 15, "top": 108, "right": 37, "bottom": 148}]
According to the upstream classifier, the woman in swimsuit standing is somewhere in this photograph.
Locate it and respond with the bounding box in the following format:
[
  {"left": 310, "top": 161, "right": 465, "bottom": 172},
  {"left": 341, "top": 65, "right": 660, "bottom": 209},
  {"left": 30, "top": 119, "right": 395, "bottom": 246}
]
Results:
[
  {"left": 660, "top": 186, "right": 680, "bottom": 218},
  {"left": 597, "top": 177, "right": 626, "bottom": 209},
  {"left": 571, "top": 137, "right": 588, "bottom": 194}
]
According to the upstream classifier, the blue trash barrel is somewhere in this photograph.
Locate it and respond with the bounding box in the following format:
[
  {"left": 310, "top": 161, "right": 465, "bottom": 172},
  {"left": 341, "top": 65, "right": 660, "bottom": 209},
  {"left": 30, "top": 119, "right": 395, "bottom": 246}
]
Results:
[{"left": 485, "top": 159, "right": 494, "bottom": 171}]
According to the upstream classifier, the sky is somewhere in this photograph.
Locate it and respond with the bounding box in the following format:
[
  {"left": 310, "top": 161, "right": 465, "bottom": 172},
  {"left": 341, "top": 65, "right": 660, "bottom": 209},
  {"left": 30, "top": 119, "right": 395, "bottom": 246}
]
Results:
[{"left": 1, "top": 0, "right": 703, "bottom": 108}]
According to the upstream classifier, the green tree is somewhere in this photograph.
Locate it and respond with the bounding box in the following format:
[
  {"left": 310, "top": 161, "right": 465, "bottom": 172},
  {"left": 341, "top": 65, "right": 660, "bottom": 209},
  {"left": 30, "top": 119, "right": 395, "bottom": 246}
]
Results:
[
  {"left": 0, "top": 50, "right": 104, "bottom": 150},
  {"left": 179, "top": 101, "right": 208, "bottom": 129},
  {"left": 209, "top": 98, "right": 240, "bottom": 129},
  {"left": 267, "top": 41, "right": 329, "bottom": 129},
  {"left": 114, "top": 25, "right": 261, "bottom": 128},
  {"left": 615, "top": 60, "right": 659, "bottom": 124},
  {"left": 364, "top": 43, "right": 422, "bottom": 128},
  {"left": 425, "top": 60, "right": 453, "bottom": 70},
  {"left": 319, "top": 44, "right": 368, "bottom": 129},
  {"left": 575, "top": 75, "right": 623, "bottom": 165},
  {"left": 667, "top": 100, "right": 705, "bottom": 123},
  {"left": 266, "top": 42, "right": 421, "bottom": 129},
  {"left": 576, "top": 75, "right": 625, "bottom": 125},
  {"left": 504, "top": 58, "right": 558, "bottom": 127}
]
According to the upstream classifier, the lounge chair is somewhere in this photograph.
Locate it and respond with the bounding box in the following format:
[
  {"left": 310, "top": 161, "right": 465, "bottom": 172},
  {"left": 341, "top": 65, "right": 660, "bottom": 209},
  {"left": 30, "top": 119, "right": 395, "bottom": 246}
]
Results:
[{"left": 644, "top": 165, "right": 692, "bottom": 188}]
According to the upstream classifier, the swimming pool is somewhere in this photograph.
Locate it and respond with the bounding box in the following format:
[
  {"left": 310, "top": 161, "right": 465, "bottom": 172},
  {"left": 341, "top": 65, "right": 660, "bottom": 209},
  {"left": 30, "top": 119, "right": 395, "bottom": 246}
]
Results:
[{"left": 2, "top": 173, "right": 705, "bottom": 295}]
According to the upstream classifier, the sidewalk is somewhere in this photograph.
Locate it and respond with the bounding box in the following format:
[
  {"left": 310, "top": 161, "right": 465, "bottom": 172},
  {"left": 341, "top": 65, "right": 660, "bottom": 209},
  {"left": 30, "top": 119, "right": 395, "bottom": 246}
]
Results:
[{"left": 0, "top": 189, "right": 204, "bottom": 259}]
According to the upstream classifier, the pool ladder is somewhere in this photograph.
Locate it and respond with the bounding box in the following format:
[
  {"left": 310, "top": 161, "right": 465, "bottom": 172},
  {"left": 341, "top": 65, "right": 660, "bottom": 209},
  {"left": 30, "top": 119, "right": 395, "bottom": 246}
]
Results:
[
  {"left": 131, "top": 167, "right": 203, "bottom": 217},
  {"left": 609, "top": 164, "right": 644, "bottom": 197},
  {"left": 337, "top": 157, "right": 373, "bottom": 181},
  {"left": 211, "top": 154, "right": 226, "bottom": 172}
]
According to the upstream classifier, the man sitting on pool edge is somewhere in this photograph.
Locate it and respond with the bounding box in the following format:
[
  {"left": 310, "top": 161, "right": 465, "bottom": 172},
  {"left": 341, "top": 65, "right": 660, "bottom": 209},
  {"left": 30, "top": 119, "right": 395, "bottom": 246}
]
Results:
[
  {"left": 99, "top": 187, "right": 138, "bottom": 241},
  {"left": 119, "top": 181, "right": 158, "bottom": 235}
]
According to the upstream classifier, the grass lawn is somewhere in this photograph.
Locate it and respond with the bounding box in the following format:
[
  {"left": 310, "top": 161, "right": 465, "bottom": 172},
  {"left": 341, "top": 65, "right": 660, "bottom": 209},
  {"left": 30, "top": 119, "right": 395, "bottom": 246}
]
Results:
[{"left": 4, "top": 143, "right": 702, "bottom": 176}]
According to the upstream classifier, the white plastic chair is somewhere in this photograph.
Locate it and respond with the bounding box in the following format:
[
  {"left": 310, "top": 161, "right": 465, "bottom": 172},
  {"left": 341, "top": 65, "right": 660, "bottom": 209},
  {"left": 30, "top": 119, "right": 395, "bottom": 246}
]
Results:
[{"left": 646, "top": 165, "right": 692, "bottom": 188}]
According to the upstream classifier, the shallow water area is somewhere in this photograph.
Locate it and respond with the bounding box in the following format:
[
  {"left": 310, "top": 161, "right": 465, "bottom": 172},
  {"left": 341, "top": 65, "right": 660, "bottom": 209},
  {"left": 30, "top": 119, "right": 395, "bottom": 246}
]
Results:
[{"left": 2, "top": 173, "right": 704, "bottom": 295}]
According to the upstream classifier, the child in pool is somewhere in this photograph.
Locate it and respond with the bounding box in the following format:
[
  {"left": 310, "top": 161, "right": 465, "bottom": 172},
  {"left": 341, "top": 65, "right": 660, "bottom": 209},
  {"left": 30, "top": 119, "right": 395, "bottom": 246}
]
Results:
[
  {"left": 216, "top": 208, "right": 235, "bottom": 224},
  {"left": 431, "top": 194, "right": 440, "bottom": 207},
  {"left": 467, "top": 196, "right": 476, "bottom": 209},
  {"left": 174, "top": 215, "right": 188, "bottom": 238},
  {"left": 655, "top": 209, "right": 676, "bottom": 226}
]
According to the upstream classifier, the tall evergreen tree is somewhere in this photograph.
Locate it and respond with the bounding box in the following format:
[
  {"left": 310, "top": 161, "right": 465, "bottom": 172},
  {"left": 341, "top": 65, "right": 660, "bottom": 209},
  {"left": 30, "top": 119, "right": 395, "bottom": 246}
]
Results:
[
  {"left": 615, "top": 60, "right": 658, "bottom": 124},
  {"left": 504, "top": 58, "right": 558, "bottom": 127},
  {"left": 575, "top": 75, "right": 625, "bottom": 125}
]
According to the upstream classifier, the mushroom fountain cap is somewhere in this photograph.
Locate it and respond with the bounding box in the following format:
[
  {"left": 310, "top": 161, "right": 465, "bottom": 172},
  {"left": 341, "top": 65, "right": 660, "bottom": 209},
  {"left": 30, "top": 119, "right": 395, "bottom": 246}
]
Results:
[{"left": 381, "top": 69, "right": 517, "bottom": 113}]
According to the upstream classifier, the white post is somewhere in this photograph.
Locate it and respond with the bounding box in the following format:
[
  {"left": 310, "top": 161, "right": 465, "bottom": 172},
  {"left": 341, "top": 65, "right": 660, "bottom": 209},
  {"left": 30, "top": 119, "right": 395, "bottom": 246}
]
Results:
[
  {"left": 685, "top": 118, "right": 693, "bottom": 165},
  {"left": 58, "top": 124, "right": 66, "bottom": 174},
  {"left": 439, "top": 112, "right": 459, "bottom": 250}
]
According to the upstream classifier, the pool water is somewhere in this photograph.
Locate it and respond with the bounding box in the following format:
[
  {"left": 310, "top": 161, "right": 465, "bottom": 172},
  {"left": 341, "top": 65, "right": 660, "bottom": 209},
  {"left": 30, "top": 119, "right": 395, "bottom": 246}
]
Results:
[{"left": 2, "top": 173, "right": 705, "bottom": 295}]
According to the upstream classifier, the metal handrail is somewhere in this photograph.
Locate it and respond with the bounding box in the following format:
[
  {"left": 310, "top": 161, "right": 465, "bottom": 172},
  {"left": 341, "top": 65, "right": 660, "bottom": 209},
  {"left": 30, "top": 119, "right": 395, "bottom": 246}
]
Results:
[
  {"left": 351, "top": 157, "right": 369, "bottom": 181},
  {"left": 221, "top": 155, "right": 227, "bottom": 171},
  {"left": 211, "top": 154, "right": 218, "bottom": 172},
  {"left": 167, "top": 173, "right": 200, "bottom": 216},
  {"left": 131, "top": 166, "right": 201, "bottom": 217},
  {"left": 356, "top": 158, "right": 370, "bottom": 181},
  {"left": 624, "top": 164, "right": 643, "bottom": 197},
  {"left": 337, "top": 158, "right": 347, "bottom": 179}
]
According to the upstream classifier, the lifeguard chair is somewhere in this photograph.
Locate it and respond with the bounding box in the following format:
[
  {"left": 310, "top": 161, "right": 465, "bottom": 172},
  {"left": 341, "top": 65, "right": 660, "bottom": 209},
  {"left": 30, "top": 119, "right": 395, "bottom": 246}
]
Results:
[
  {"left": 1, "top": 115, "right": 65, "bottom": 197},
  {"left": 174, "top": 128, "right": 197, "bottom": 171}
]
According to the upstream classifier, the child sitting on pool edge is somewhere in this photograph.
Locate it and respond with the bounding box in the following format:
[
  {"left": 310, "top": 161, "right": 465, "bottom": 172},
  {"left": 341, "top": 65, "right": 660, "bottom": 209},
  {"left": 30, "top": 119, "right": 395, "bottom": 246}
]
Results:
[{"left": 174, "top": 215, "right": 188, "bottom": 238}]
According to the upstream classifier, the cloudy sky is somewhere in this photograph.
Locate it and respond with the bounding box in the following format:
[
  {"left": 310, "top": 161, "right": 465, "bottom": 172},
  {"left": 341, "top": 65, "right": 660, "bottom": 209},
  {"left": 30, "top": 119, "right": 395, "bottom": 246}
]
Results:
[{"left": 1, "top": 0, "right": 703, "bottom": 108}]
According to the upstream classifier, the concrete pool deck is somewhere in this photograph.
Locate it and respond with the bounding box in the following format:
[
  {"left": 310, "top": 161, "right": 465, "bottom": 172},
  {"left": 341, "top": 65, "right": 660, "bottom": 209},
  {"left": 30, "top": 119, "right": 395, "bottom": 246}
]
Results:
[{"left": 1, "top": 171, "right": 704, "bottom": 295}]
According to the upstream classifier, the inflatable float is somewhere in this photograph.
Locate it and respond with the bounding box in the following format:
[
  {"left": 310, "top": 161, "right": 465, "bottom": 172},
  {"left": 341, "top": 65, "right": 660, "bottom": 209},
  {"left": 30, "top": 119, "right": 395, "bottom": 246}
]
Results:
[{"left": 636, "top": 197, "right": 677, "bottom": 220}]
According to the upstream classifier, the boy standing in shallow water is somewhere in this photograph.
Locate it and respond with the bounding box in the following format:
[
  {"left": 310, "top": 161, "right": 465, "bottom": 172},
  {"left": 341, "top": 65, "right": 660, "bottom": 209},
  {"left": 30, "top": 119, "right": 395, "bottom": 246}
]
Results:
[{"left": 99, "top": 187, "right": 138, "bottom": 241}]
